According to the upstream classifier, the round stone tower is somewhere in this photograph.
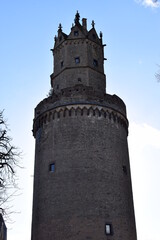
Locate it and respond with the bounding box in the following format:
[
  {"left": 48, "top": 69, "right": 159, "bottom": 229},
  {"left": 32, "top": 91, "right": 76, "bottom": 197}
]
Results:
[{"left": 31, "top": 12, "right": 137, "bottom": 240}]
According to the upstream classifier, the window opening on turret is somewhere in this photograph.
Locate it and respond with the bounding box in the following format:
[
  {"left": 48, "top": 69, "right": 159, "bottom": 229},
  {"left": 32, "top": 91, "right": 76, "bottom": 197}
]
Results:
[
  {"left": 75, "top": 57, "right": 80, "bottom": 64},
  {"left": 92, "top": 34, "right": 96, "bottom": 39},
  {"left": 105, "top": 224, "right": 112, "bottom": 235},
  {"left": 59, "top": 36, "right": 62, "bottom": 42},
  {"left": 74, "top": 31, "right": 79, "bottom": 36},
  {"left": 61, "top": 61, "right": 64, "bottom": 68},
  {"left": 93, "top": 59, "right": 98, "bottom": 67},
  {"left": 122, "top": 165, "right": 127, "bottom": 175},
  {"left": 49, "top": 163, "right": 55, "bottom": 172}
]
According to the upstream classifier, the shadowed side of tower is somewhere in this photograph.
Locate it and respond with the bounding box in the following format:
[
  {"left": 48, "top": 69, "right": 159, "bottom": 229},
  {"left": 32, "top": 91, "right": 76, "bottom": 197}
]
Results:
[{"left": 31, "top": 12, "right": 137, "bottom": 240}]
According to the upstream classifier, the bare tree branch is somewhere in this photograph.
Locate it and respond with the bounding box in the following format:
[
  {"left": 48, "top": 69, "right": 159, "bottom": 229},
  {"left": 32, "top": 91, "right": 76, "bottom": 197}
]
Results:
[{"left": 0, "top": 110, "right": 21, "bottom": 218}]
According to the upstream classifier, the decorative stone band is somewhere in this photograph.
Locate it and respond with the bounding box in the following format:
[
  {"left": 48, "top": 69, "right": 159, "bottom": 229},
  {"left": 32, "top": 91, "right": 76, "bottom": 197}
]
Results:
[
  {"left": 33, "top": 104, "right": 128, "bottom": 137},
  {"left": 51, "top": 65, "right": 105, "bottom": 81},
  {"left": 54, "top": 38, "right": 102, "bottom": 53}
]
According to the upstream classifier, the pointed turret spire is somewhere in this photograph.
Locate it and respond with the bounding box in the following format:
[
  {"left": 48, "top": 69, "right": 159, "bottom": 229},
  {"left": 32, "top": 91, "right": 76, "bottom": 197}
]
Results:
[
  {"left": 58, "top": 23, "right": 62, "bottom": 31},
  {"left": 74, "top": 11, "right": 80, "bottom": 25},
  {"left": 54, "top": 35, "right": 57, "bottom": 42},
  {"left": 91, "top": 20, "right": 95, "bottom": 28}
]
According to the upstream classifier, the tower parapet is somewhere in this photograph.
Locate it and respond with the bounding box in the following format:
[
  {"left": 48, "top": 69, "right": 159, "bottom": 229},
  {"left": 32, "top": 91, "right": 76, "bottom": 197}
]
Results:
[{"left": 33, "top": 91, "right": 128, "bottom": 138}]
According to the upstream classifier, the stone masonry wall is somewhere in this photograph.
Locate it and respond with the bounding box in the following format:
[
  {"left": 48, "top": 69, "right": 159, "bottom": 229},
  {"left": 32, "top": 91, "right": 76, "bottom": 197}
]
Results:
[{"left": 31, "top": 104, "right": 136, "bottom": 240}]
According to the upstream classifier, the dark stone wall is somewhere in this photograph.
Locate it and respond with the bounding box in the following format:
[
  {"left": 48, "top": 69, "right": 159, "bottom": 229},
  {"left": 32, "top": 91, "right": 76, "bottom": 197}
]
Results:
[{"left": 31, "top": 104, "right": 136, "bottom": 240}]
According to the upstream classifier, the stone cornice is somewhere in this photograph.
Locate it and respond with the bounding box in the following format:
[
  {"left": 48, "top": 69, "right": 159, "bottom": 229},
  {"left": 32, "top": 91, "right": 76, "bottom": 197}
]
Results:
[
  {"left": 35, "top": 86, "right": 126, "bottom": 118},
  {"left": 54, "top": 37, "right": 102, "bottom": 53},
  {"left": 50, "top": 65, "right": 105, "bottom": 81},
  {"left": 33, "top": 104, "right": 128, "bottom": 137}
]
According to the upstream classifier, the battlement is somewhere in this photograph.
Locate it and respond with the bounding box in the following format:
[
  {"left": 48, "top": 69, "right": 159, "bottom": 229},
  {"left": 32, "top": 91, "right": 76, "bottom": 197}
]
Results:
[
  {"left": 35, "top": 84, "right": 126, "bottom": 118},
  {"left": 33, "top": 86, "right": 128, "bottom": 138}
]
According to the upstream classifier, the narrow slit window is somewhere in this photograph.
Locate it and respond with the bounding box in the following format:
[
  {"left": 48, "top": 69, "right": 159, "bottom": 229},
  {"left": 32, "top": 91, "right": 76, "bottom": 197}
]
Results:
[
  {"left": 49, "top": 163, "right": 55, "bottom": 172},
  {"left": 61, "top": 61, "right": 64, "bottom": 68},
  {"left": 105, "top": 224, "right": 112, "bottom": 235},
  {"left": 123, "top": 165, "right": 127, "bottom": 175}
]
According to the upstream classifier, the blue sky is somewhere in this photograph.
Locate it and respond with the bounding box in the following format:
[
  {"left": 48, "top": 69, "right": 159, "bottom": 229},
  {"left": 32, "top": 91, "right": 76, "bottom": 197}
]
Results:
[{"left": 0, "top": 1, "right": 160, "bottom": 240}]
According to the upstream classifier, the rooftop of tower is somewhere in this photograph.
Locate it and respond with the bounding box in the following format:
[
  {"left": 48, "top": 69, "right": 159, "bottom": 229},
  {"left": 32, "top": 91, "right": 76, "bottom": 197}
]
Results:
[{"left": 53, "top": 11, "right": 104, "bottom": 49}]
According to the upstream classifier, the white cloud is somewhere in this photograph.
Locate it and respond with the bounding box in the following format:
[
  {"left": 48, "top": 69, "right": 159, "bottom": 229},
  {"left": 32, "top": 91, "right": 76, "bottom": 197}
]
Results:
[{"left": 135, "top": 0, "right": 160, "bottom": 8}]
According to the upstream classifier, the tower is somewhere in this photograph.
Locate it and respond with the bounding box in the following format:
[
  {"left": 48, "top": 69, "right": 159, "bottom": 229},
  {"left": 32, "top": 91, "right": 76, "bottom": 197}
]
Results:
[{"left": 31, "top": 12, "right": 137, "bottom": 240}]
